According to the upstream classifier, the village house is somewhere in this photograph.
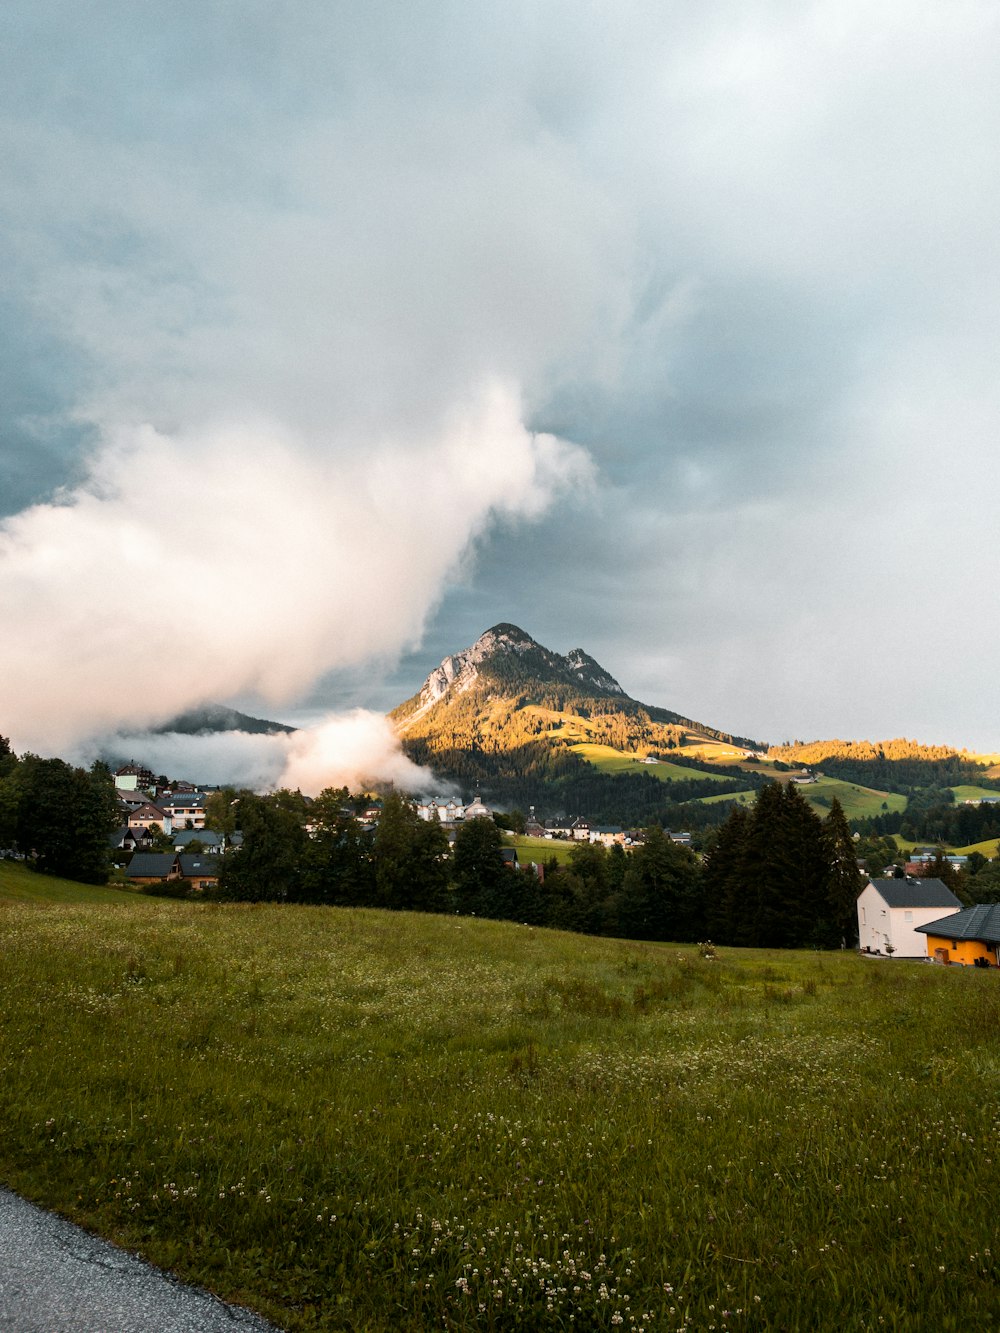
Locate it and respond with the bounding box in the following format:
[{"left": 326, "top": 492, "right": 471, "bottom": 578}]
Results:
[
  {"left": 108, "top": 826, "right": 147, "bottom": 854},
  {"left": 904, "top": 851, "right": 968, "bottom": 875},
  {"left": 159, "top": 792, "right": 207, "bottom": 829},
  {"left": 178, "top": 854, "right": 220, "bottom": 891},
  {"left": 126, "top": 852, "right": 180, "bottom": 884},
  {"left": 589, "top": 825, "right": 625, "bottom": 847},
  {"left": 172, "top": 829, "right": 222, "bottom": 853},
  {"left": 856, "top": 878, "right": 962, "bottom": 958},
  {"left": 126, "top": 802, "right": 170, "bottom": 834},
  {"left": 117, "top": 789, "right": 153, "bottom": 815},
  {"left": 114, "top": 761, "right": 155, "bottom": 793},
  {"left": 416, "top": 798, "right": 465, "bottom": 824},
  {"left": 916, "top": 903, "right": 1000, "bottom": 966}
]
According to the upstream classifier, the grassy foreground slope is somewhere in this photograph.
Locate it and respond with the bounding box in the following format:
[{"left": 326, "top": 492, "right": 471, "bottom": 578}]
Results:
[
  {"left": 0, "top": 859, "right": 136, "bottom": 904},
  {"left": 1, "top": 900, "right": 998, "bottom": 1331}
]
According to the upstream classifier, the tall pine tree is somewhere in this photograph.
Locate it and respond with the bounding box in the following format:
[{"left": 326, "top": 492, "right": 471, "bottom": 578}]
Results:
[{"left": 822, "top": 797, "right": 864, "bottom": 947}]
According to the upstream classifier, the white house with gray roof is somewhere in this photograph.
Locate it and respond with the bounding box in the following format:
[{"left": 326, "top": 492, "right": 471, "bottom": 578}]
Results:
[{"left": 857, "top": 878, "right": 962, "bottom": 958}]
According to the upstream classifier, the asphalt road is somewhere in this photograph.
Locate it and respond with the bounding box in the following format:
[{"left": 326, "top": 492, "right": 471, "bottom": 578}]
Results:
[{"left": 0, "top": 1188, "right": 281, "bottom": 1332}]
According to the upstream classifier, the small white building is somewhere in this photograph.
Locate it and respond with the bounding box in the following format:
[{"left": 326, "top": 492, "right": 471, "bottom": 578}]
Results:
[
  {"left": 159, "top": 793, "right": 207, "bottom": 829},
  {"left": 857, "top": 878, "right": 962, "bottom": 958}
]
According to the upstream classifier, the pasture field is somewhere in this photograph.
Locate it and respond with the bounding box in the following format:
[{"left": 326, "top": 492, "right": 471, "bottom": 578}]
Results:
[
  {"left": 1, "top": 899, "right": 998, "bottom": 1331},
  {"left": 570, "top": 743, "right": 735, "bottom": 783},
  {"left": 792, "top": 777, "right": 906, "bottom": 821},
  {"left": 508, "top": 834, "right": 578, "bottom": 865},
  {"left": 949, "top": 786, "right": 1000, "bottom": 804},
  {"left": 954, "top": 837, "right": 1000, "bottom": 857},
  {"left": 697, "top": 789, "right": 755, "bottom": 806},
  {"left": 673, "top": 739, "right": 755, "bottom": 764},
  {"left": 890, "top": 835, "right": 1000, "bottom": 858},
  {"left": 0, "top": 859, "right": 136, "bottom": 905},
  {"left": 698, "top": 778, "right": 905, "bottom": 822}
]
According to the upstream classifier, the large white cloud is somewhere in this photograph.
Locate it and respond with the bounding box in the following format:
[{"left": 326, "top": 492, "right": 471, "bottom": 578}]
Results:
[
  {"left": 99, "top": 712, "right": 443, "bottom": 797},
  {"left": 0, "top": 382, "right": 590, "bottom": 755}
]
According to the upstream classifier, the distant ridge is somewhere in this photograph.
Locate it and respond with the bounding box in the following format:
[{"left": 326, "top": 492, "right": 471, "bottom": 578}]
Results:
[{"left": 150, "top": 704, "right": 296, "bottom": 737}]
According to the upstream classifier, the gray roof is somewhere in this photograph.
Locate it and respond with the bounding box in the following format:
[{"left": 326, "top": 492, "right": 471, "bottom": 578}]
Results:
[
  {"left": 127, "top": 853, "right": 178, "bottom": 879},
  {"left": 915, "top": 903, "right": 1000, "bottom": 944},
  {"left": 869, "top": 878, "right": 962, "bottom": 910},
  {"left": 173, "top": 829, "right": 221, "bottom": 848},
  {"left": 178, "top": 854, "right": 220, "bottom": 877}
]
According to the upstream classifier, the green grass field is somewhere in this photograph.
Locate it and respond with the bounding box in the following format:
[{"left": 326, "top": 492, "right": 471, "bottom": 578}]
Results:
[
  {"left": 508, "top": 834, "right": 578, "bottom": 865},
  {"left": 949, "top": 785, "right": 1000, "bottom": 804},
  {"left": 697, "top": 788, "right": 755, "bottom": 805},
  {"left": 2, "top": 898, "right": 999, "bottom": 1330},
  {"left": 0, "top": 859, "right": 137, "bottom": 904},
  {"left": 889, "top": 835, "right": 1000, "bottom": 859},
  {"left": 570, "top": 743, "right": 735, "bottom": 783},
  {"left": 693, "top": 777, "right": 906, "bottom": 820},
  {"left": 791, "top": 777, "right": 907, "bottom": 821}
]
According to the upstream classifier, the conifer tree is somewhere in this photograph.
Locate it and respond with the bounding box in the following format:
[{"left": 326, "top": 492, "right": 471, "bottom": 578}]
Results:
[
  {"left": 617, "top": 826, "right": 700, "bottom": 941},
  {"left": 13, "top": 755, "right": 119, "bottom": 884},
  {"left": 218, "top": 791, "right": 308, "bottom": 901},
  {"left": 452, "top": 816, "right": 507, "bottom": 917},
  {"left": 371, "top": 793, "right": 449, "bottom": 912},
  {"left": 296, "top": 787, "right": 374, "bottom": 906},
  {"left": 822, "top": 797, "right": 864, "bottom": 947},
  {"left": 702, "top": 804, "right": 752, "bottom": 944}
]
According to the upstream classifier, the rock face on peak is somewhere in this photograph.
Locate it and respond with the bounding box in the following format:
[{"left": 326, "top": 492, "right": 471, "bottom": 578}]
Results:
[
  {"left": 390, "top": 622, "right": 763, "bottom": 816},
  {"left": 401, "top": 624, "right": 625, "bottom": 723},
  {"left": 564, "top": 648, "right": 625, "bottom": 697}
]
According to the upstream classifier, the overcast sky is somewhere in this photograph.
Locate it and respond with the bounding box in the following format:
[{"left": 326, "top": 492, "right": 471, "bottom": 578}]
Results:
[{"left": 3, "top": 0, "right": 1000, "bottom": 770}]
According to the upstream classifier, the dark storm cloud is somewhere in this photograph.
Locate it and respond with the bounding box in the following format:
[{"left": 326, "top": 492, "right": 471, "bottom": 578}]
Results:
[{"left": 2, "top": 1, "right": 1000, "bottom": 759}]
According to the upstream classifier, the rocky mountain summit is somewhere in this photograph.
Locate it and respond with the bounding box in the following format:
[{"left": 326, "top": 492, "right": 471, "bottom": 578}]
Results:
[{"left": 405, "top": 623, "right": 626, "bottom": 724}]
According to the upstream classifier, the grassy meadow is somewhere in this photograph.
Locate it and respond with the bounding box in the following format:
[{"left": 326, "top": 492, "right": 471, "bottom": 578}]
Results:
[
  {"left": 0, "top": 858, "right": 136, "bottom": 904},
  {"left": 1, "top": 892, "right": 999, "bottom": 1331},
  {"left": 570, "top": 744, "right": 736, "bottom": 784},
  {"left": 948, "top": 785, "right": 1000, "bottom": 804},
  {"left": 791, "top": 778, "right": 906, "bottom": 822},
  {"left": 508, "top": 834, "right": 578, "bottom": 866},
  {"left": 689, "top": 778, "right": 905, "bottom": 821}
]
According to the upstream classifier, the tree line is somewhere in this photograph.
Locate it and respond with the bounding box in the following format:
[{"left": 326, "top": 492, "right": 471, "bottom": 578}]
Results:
[
  {"left": 210, "top": 782, "right": 862, "bottom": 949},
  {"left": 0, "top": 739, "right": 120, "bottom": 884},
  {"left": 0, "top": 727, "right": 872, "bottom": 951},
  {"left": 857, "top": 792, "right": 1000, "bottom": 847}
]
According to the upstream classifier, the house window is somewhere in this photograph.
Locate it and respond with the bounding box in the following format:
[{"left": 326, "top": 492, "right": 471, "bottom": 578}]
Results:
[{"left": 904, "top": 911, "right": 913, "bottom": 923}]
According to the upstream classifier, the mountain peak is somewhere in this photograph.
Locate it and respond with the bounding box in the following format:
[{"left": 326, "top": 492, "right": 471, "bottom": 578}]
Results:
[{"left": 400, "top": 624, "right": 625, "bottom": 723}]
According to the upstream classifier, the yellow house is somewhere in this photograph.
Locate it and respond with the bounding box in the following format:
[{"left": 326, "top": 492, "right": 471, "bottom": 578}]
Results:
[{"left": 916, "top": 903, "right": 1000, "bottom": 967}]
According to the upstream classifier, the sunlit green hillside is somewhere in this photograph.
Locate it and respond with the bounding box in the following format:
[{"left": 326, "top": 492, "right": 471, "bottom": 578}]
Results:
[
  {"left": 1, "top": 900, "right": 998, "bottom": 1330},
  {"left": 569, "top": 742, "right": 735, "bottom": 782}
]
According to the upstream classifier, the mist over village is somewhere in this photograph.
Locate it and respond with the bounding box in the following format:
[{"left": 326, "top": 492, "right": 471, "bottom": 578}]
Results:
[{"left": 3, "top": 4, "right": 1000, "bottom": 1331}]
